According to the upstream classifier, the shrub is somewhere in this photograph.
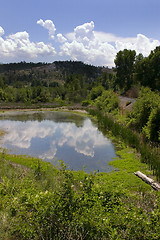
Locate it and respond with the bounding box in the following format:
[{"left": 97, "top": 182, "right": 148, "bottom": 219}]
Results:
[
  {"left": 143, "top": 107, "right": 160, "bottom": 143},
  {"left": 89, "top": 85, "right": 104, "bottom": 100},
  {"left": 128, "top": 87, "right": 160, "bottom": 130},
  {"left": 94, "top": 90, "right": 119, "bottom": 114}
]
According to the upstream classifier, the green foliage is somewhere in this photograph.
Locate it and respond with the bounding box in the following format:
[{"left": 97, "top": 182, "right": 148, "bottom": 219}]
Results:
[
  {"left": 128, "top": 87, "right": 160, "bottom": 131},
  {"left": 81, "top": 99, "right": 92, "bottom": 106},
  {"left": 0, "top": 88, "right": 7, "bottom": 101},
  {"left": 114, "top": 49, "right": 136, "bottom": 91},
  {"left": 1, "top": 146, "right": 160, "bottom": 239},
  {"left": 143, "top": 107, "right": 160, "bottom": 142},
  {"left": 0, "top": 61, "right": 103, "bottom": 106},
  {"left": 89, "top": 109, "right": 140, "bottom": 149},
  {"left": 89, "top": 108, "right": 160, "bottom": 181},
  {"left": 54, "top": 60, "right": 102, "bottom": 80},
  {"left": 134, "top": 46, "right": 160, "bottom": 90},
  {"left": 94, "top": 90, "right": 119, "bottom": 114},
  {"left": 89, "top": 85, "right": 104, "bottom": 100},
  {"left": 64, "top": 74, "right": 87, "bottom": 103},
  {"left": 96, "top": 72, "right": 116, "bottom": 90}
]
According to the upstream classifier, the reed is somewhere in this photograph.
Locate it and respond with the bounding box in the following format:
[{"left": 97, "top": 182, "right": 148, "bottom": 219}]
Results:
[{"left": 89, "top": 109, "right": 160, "bottom": 180}]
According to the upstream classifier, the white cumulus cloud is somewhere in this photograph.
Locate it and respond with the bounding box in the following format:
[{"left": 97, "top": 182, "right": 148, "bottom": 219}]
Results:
[
  {"left": 0, "top": 26, "right": 4, "bottom": 37},
  {"left": 94, "top": 31, "right": 136, "bottom": 44},
  {"left": 59, "top": 21, "right": 160, "bottom": 67},
  {"left": 74, "top": 21, "right": 95, "bottom": 43},
  {"left": 115, "top": 33, "right": 160, "bottom": 56},
  {"left": 59, "top": 21, "right": 117, "bottom": 67},
  {"left": 0, "top": 26, "right": 56, "bottom": 62},
  {"left": 37, "top": 19, "right": 56, "bottom": 39},
  {"left": 56, "top": 33, "right": 67, "bottom": 43},
  {"left": 0, "top": 20, "right": 160, "bottom": 66}
]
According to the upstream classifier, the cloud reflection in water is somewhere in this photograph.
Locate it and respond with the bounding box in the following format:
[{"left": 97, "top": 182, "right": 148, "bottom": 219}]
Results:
[{"left": 0, "top": 113, "right": 116, "bottom": 172}]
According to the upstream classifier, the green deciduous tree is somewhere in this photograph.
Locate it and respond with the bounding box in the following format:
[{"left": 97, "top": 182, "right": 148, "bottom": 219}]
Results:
[
  {"left": 143, "top": 107, "right": 160, "bottom": 142},
  {"left": 89, "top": 85, "right": 104, "bottom": 100},
  {"left": 128, "top": 87, "right": 160, "bottom": 132},
  {"left": 94, "top": 89, "right": 119, "bottom": 114},
  {"left": 134, "top": 47, "right": 160, "bottom": 90},
  {"left": 114, "top": 49, "right": 136, "bottom": 91}
]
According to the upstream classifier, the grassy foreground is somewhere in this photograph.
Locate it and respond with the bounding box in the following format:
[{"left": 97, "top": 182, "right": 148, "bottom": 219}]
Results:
[
  {"left": 0, "top": 137, "right": 160, "bottom": 240},
  {"left": 0, "top": 109, "right": 160, "bottom": 239}
]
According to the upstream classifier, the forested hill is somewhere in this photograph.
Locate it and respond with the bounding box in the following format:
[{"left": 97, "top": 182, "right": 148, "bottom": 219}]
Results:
[
  {"left": 0, "top": 61, "right": 103, "bottom": 81},
  {"left": 0, "top": 62, "right": 45, "bottom": 73},
  {"left": 0, "top": 61, "right": 112, "bottom": 104},
  {"left": 54, "top": 61, "right": 103, "bottom": 78}
]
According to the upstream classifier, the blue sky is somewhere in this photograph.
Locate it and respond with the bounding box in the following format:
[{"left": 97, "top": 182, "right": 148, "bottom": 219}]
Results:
[{"left": 0, "top": 0, "right": 160, "bottom": 66}]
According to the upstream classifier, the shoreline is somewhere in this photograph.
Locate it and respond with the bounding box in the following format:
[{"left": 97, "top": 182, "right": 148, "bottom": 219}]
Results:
[
  {"left": 0, "top": 102, "right": 88, "bottom": 114},
  {"left": 0, "top": 106, "right": 88, "bottom": 115}
]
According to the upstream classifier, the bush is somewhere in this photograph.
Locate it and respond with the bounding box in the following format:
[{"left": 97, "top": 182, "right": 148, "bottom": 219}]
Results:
[
  {"left": 128, "top": 87, "right": 160, "bottom": 130},
  {"left": 143, "top": 107, "right": 160, "bottom": 142},
  {"left": 94, "top": 90, "right": 119, "bottom": 114},
  {"left": 82, "top": 99, "right": 91, "bottom": 106},
  {"left": 89, "top": 85, "right": 104, "bottom": 100}
]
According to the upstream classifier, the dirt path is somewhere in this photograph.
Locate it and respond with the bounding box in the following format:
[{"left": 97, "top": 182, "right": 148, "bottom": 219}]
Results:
[{"left": 119, "top": 96, "right": 136, "bottom": 112}]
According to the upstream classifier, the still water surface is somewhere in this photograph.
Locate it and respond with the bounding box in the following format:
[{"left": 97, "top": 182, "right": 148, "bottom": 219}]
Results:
[{"left": 0, "top": 111, "right": 116, "bottom": 173}]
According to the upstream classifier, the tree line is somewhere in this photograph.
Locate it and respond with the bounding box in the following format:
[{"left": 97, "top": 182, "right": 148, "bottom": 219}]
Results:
[
  {"left": 114, "top": 46, "right": 160, "bottom": 92},
  {"left": 0, "top": 61, "right": 103, "bottom": 104}
]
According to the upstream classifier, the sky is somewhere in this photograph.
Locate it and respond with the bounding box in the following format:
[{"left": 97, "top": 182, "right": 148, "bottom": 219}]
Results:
[{"left": 0, "top": 0, "right": 160, "bottom": 67}]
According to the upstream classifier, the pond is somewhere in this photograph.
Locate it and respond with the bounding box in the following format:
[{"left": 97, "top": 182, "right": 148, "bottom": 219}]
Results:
[{"left": 0, "top": 111, "right": 117, "bottom": 173}]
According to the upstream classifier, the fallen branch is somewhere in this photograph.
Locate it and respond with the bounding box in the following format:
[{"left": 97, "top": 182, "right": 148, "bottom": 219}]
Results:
[{"left": 134, "top": 171, "right": 160, "bottom": 191}]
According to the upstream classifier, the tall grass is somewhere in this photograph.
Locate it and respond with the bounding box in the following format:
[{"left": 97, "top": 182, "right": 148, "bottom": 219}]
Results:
[{"left": 89, "top": 109, "right": 160, "bottom": 180}]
